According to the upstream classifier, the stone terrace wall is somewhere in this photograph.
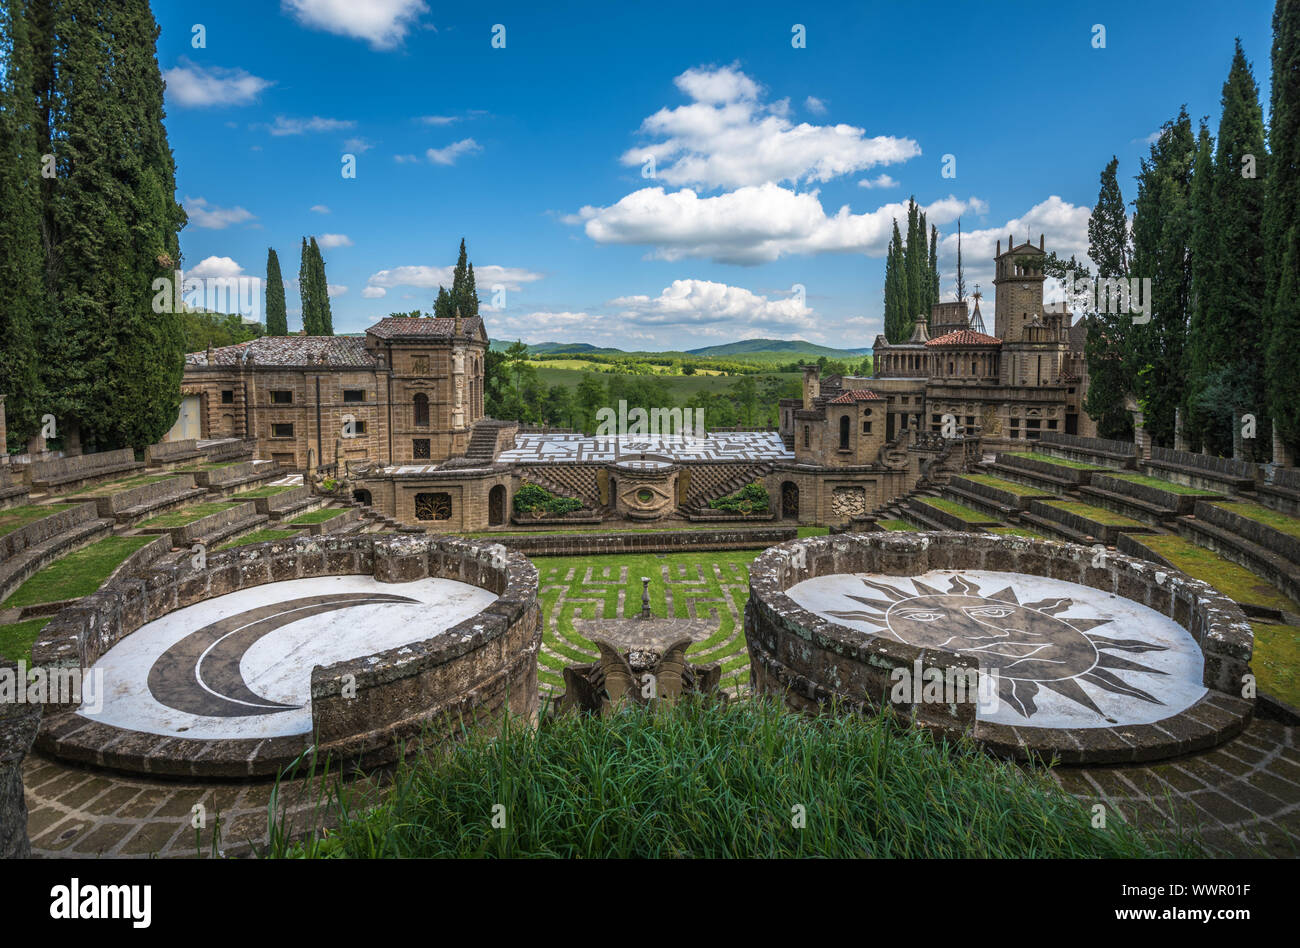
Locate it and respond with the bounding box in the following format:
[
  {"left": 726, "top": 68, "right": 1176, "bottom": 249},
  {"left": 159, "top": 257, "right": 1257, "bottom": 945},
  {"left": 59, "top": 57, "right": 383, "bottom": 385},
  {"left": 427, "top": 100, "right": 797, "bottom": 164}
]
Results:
[
  {"left": 1039, "top": 431, "right": 1136, "bottom": 457},
  {"left": 745, "top": 531, "right": 1254, "bottom": 763},
  {"left": 1150, "top": 446, "right": 1257, "bottom": 481},
  {"left": 28, "top": 447, "right": 139, "bottom": 484},
  {"left": 31, "top": 534, "right": 540, "bottom": 777},
  {"left": 0, "top": 658, "right": 40, "bottom": 859},
  {"left": 0, "top": 503, "right": 99, "bottom": 564},
  {"left": 491, "top": 526, "right": 797, "bottom": 556}
]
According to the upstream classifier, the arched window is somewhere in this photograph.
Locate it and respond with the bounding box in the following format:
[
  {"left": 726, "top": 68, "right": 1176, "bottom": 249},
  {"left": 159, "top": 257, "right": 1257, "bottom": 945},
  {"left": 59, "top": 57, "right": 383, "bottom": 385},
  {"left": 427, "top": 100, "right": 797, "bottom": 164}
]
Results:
[
  {"left": 413, "top": 392, "right": 429, "bottom": 427},
  {"left": 839, "top": 415, "right": 850, "bottom": 450}
]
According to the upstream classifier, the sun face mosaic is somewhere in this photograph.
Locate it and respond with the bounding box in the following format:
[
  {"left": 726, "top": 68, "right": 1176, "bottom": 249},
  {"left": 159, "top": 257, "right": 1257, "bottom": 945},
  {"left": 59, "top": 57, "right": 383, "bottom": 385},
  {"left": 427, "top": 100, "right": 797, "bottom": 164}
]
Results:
[{"left": 784, "top": 569, "right": 1208, "bottom": 730}]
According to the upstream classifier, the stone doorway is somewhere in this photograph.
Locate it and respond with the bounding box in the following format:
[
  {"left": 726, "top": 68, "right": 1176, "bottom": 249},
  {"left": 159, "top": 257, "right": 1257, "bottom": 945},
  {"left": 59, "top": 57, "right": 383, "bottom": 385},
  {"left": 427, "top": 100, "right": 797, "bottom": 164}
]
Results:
[
  {"left": 781, "top": 481, "right": 799, "bottom": 519},
  {"left": 489, "top": 484, "right": 507, "bottom": 526}
]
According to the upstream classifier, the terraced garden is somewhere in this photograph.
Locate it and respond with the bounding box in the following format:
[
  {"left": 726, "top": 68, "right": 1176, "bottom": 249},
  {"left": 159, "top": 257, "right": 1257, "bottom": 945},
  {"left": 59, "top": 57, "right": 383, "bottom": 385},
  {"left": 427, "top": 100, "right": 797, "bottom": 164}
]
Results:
[
  {"left": 535, "top": 550, "right": 756, "bottom": 697},
  {"left": 1004, "top": 451, "right": 1109, "bottom": 471},
  {"left": 288, "top": 508, "right": 348, "bottom": 525},
  {"left": 0, "top": 616, "right": 50, "bottom": 663},
  {"left": 1, "top": 534, "right": 157, "bottom": 609},
  {"left": 1209, "top": 500, "right": 1300, "bottom": 539},
  {"left": 1105, "top": 472, "right": 1218, "bottom": 495},
  {"left": 137, "top": 502, "right": 239, "bottom": 529},
  {"left": 1038, "top": 499, "right": 1146, "bottom": 528},
  {"left": 0, "top": 504, "right": 77, "bottom": 537},
  {"left": 913, "top": 497, "right": 991, "bottom": 523}
]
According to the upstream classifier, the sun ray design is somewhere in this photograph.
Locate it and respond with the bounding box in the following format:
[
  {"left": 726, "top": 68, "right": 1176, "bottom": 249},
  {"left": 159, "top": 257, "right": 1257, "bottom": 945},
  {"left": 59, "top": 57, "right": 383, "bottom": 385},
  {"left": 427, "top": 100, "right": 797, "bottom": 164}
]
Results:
[{"left": 821, "top": 573, "right": 1173, "bottom": 721}]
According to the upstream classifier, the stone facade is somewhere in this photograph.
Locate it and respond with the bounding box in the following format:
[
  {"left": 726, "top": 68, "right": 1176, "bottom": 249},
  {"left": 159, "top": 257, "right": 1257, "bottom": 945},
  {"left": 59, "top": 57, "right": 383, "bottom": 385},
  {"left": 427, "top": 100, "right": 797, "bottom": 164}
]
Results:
[{"left": 180, "top": 316, "right": 488, "bottom": 471}]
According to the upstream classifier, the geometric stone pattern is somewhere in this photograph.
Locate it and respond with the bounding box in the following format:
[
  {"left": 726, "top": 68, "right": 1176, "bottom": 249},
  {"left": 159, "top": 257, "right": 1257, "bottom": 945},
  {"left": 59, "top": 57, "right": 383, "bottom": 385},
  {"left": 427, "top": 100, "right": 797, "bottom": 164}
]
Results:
[{"left": 496, "top": 431, "right": 794, "bottom": 465}]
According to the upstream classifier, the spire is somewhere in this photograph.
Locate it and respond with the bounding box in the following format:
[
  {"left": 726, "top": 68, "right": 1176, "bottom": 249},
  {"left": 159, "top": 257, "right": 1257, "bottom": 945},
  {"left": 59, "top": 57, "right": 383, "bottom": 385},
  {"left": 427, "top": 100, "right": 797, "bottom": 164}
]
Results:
[
  {"left": 907, "top": 313, "right": 930, "bottom": 343},
  {"left": 454, "top": 305, "right": 463, "bottom": 334},
  {"left": 969, "top": 286, "right": 987, "bottom": 334}
]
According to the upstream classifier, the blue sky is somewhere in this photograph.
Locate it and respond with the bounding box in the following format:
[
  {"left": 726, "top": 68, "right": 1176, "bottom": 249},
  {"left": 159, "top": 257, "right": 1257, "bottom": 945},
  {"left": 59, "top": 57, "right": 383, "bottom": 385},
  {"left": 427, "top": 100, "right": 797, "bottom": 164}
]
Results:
[{"left": 155, "top": 0, "right": 1276, "bottom": 349}]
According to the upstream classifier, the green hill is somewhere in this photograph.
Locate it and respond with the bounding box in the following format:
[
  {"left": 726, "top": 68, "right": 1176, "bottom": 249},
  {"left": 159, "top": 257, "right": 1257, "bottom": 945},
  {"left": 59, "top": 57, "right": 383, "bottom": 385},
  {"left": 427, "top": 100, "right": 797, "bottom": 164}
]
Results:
[{"left": 686, "top": 338, "right": 870, "bottom": 358}]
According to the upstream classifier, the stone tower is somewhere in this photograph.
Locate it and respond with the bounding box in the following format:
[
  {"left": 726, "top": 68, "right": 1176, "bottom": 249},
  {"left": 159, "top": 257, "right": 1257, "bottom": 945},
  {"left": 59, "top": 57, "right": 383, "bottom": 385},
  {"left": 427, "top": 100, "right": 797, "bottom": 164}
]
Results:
[{"left": 993, "top": 234, "right": 1047, "bottom": 345}]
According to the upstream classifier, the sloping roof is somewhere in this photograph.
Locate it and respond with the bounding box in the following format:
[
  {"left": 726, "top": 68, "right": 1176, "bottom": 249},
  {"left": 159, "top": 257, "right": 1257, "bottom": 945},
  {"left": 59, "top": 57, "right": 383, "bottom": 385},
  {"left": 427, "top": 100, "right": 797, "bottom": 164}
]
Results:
[
  {"left": 828, "top": 389, "right": 884, "bottom": 404},
  {"left": 185, "top": 335, "right": 378, "bottom": 368},
  {"left": 925, "top": 328, "right": 1002, "bottom": 347},
  {"left": 366, "top": 316, "right": 485, "bottom": 340}
]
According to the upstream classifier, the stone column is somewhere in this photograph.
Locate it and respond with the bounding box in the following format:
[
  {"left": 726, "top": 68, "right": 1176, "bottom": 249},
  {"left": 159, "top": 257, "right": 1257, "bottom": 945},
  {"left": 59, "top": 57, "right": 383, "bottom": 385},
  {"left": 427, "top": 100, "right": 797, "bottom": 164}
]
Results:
[
  {"left": 1273, "top": 422, "right": 1295, "bottom": 468},
  {"left": 1232, "top": 410, "right": 1245, "bottom": 461},
  {"left": 1132, "top": 411, "right": 1151, "bottom": 461},
  {"left": 1174, "top": 407, "right": 1188, "bottom": 452},
  {"left": 0, "top": 658, "right": 41, "bottom": 859},
  {"left": 452, "top": 348, "right": 466, "bottom": 430}
]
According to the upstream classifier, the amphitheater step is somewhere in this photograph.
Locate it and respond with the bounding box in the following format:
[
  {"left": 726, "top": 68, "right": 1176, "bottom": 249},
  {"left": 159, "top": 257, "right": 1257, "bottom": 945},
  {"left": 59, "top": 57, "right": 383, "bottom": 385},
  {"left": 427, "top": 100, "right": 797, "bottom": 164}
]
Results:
[
  {"left": 1027, "top": 498, "right": 1154, "bottom": 545},
  {"left": 0, "top": 512, "right": 116, "bottom": 604},
  {"left": 907, "top": 496, "right": 1001, "bottom": 531}
]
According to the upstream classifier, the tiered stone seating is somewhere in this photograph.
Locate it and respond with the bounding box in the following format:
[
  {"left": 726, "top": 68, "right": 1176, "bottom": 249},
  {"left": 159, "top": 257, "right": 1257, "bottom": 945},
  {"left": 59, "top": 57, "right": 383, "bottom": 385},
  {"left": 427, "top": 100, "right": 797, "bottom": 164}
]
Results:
[
  {"left": 946, "top": 473, "right": 1051, "bottom": 518},
  {"left": 1079, "top": 471, "right": 1222, "bottom": 528},
  {"left": 1036, "top": 431, "right": 1138, "bottom": 469},
  {"left": 1021, "top": 498, "right": 1153, "bottom": 545},
  {"left": 138, "top": 500, "right": 268, "bottom": 549},
  {"left": 242, "top": 484, "right": 320, "bottom": 521},
  {"left": 287, "top": 506, "right": 363, "bottom": 536},
  {"left": 144, "top": 438, "right": 202, "bottom": 468},
  {"left": 187, "top": 459, "right": 282, "bottom": 496},
  {"left": 0, "top": 467, "right": 29, "bottom": 510},
  {"left": 1257, "top": 466, "right": 1300, "bottom": 516},
  {"left": 0, "top": 503, "right": 113, "bottom": 602},
  {"left": 905, "top": 496, "right": 1001, "bottom": 532},
  {"left": 1180, "top": 500, "right": 1300, "bottom": 605},
  {"left": 197, "top": 438, "right": 256, "bottom": 463},
  {"left": 74, "top": 474, "right": 207, "bottom": 526},
  {"left": 984, "top": 451, "right": 1110, "bottom": 493},
  {"left": 1141, "top": 446, "right": 1257, "bottom": 494},
  {"left": 28, "top": 448, "right": 143, "bottom": 494}
]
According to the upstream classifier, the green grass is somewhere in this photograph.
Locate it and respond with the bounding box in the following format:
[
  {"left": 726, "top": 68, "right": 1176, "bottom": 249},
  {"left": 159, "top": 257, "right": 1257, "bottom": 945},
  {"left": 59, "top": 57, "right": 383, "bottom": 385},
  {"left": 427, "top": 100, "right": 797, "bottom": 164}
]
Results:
[
  {"left": 0, "top": 617, "right": 51, "bottom": 663},
  {"left": 795, "top": 526, "right": 830, "bottom": 538},
  {"left": 463, "top": 521, "right": 810, "bottom": 538},
  {"left": 988, "top": 526, "right": 1050, "bottom": 539},
  {"left": 1250, "top": 622, "right": 1300, "bottom": 708},
  {"left": 0, "top": 504, "right": 77, "bottom": 538},
  {"left": 960, "top": 474, "right": 1048, "bottom": 497},
  {"left": 913, "top": 497, "right": 994, "bottom": 523},
  {"left": 879, "top": 519, "right": 919, "bottom": 531},
  {"left": 1209, "top": 501, "right": 1300, "bottom": 540},
  {"left": 532, "top": 550, "right": 756, "bottom": 694},
  {"left": 234, "top": 485, "right": 297, "bottom": 499},
  {"left": 266, "top": 698, "right": 1205, "bottom": 859},
  {"left": 2, "top": 535, "right": 156, "bottom": 608},
  {"left": 67, "top": 472, "right": 177, "bottom": 496},
  {"left": 1041, "top": 500, "right": 1145, "bottom": 528},
  {"left": 1126, "top": 533, "right": 1300, "bottom": 614},
  {"left": 138, "top": 502, "right": 238, "bottom": 529},
  {"left": 288, "top": 508, "right": 347, "bottom": 525},
  {"left": 1006, "top": 451, "right": 1110, "bottom": 471},
  {"left": 1106, "top": 472, "right": 1217, "bottom": 495},
  {"left": 216, "top": 528, "right": 304, "bottom": 550}
]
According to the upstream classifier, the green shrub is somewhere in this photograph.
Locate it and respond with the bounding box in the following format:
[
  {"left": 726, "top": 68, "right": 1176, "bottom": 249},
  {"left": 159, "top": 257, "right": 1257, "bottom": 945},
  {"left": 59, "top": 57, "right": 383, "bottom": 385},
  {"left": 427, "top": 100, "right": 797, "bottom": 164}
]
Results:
[
  {"left": 266, "top": 698, "right": 1205, "bottom": 859},
  {"left": 708, "top": 481, "right": 770, "bottom": 514},
  {"left": 512, "top": 482, "right": 583, "bottom": 516}
]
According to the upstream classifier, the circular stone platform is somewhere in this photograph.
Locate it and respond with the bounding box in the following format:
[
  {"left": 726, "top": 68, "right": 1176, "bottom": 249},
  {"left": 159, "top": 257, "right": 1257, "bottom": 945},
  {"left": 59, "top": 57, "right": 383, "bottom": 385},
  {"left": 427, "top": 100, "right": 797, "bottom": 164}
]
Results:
[
  {"left": 32, "top": 535, "right": 541, "bottom": 777},
  {"left": 745, "top": 532, "right": 1256, "bottom": 764},
  {"left": 86, "top": 575, "right": 497, "bottom": 741}
]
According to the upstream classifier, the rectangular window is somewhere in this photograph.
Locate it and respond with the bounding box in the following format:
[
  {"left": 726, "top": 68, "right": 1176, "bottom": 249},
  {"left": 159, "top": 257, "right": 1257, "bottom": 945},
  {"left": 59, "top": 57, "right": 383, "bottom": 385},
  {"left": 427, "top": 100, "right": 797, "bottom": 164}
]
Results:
[
  {"left": 862, "top": 421, "right": 872, "bottom": 434},
  {"left": 221, "top": 390, "right": 234, "bottom": 404},
  {"left": 347, "top": 420, "right": 367, "bottom": 435},
  {"left": 270, "top": 390, "right": 293, "bottom": 405},
  {"left": 1047, "top": 420, "right": 1058, "bottom": 430},
  {"left": 413, "top": 439, "right": 431, "bottom": 459},
  {"left": 271, "top": 423, "right": 294, "bottom": 438},
  {"left": 343, "top": 389, "right": 365, "bottom": 403}
]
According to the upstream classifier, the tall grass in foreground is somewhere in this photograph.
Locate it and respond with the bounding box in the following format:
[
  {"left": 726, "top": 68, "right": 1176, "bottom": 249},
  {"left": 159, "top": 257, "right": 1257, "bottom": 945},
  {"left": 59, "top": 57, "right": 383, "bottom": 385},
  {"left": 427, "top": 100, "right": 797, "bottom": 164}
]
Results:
[{"left": 266, "top": 698, "right": 1205, "bottom": 858}]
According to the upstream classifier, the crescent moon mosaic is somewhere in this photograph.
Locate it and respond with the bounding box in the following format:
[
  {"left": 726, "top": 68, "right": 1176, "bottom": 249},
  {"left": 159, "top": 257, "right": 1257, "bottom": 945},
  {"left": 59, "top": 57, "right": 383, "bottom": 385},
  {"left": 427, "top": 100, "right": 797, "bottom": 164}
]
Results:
[{"left": 784, "top": 569, "right": 1208, "bottom": 729}]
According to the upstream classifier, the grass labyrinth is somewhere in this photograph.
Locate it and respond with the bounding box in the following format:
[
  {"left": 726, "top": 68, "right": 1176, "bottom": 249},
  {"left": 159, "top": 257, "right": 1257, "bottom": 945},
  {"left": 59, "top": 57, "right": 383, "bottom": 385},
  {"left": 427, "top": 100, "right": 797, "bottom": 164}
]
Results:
[{"left": 535, "top": 550, "right": 757, "bottom": 696}]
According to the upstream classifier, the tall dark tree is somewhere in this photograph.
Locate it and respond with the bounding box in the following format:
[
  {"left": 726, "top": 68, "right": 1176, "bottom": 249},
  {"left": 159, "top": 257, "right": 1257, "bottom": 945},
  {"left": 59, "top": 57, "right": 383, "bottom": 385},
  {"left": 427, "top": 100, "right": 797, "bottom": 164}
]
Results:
[
  {"left": 1185, "top": 122, "right": 1222, "bottom": 450},
  {"left": 1130, "top": 107, "right": 1197, "bottom": 447},
  {"left": 955, "top": 219, "right": 966, "bottom": 301},
  {"left": 265, "top": 247, "right": 287, "bottom": 335},
  {"left": 928, "top": 225, "right": 939, "bottom": 311},
  {"left": 309, "top": 236, "right": 333, "bottom": 335},
  {"left": 1083, "top": 156, "right": 1136, "bottom": 440},
  {"left": 433, "top": 285, "right": 453, "bottom": 319},
  {"left": 299, "top": 237, "right": 314, "bottom": 333},
  {"left": 882, "top": 219, "right": 909, "bottom": 342},
  {"left": 0, "top": 0, "right": 47, "bottom": 448},
  {"left": 1266, "top": 0, "right": 1300, "bottom": 456},
  {"left": 462, "top": 261, "right": 479, "bottom": 316}
]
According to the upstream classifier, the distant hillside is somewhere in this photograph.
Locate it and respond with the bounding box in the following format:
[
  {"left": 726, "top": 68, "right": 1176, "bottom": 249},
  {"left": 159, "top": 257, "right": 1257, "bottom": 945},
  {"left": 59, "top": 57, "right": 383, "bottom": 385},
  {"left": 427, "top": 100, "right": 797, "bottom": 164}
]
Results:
[
  {"left": 489, "top": 338, "right": 870, "bottom": 360},
  {"left": 686, "top": 338, "right": 870, "bottom": 358}
]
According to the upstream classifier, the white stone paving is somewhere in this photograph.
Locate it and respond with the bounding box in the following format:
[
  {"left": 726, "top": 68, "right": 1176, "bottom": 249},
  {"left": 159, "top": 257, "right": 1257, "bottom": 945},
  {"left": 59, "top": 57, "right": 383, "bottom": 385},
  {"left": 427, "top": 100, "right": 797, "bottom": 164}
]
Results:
[{"left": 495, "top": 431, "right": 794, "bottom": 464}]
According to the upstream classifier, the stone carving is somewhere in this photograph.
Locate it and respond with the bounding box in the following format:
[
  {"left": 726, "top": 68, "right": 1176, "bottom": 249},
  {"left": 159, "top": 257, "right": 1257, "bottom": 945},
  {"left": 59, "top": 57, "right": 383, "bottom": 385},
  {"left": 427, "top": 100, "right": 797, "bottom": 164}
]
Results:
[
  {"left": 831, "top": 486, "right": 867, "bottom": 519},
  {"left": 560, "top": 637, "right": 722, "bottom": 715}
]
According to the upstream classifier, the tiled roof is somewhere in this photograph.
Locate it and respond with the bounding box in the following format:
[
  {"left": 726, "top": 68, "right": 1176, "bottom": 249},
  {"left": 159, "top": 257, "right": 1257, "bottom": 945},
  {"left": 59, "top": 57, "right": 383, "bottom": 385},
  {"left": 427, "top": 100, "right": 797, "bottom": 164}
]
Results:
[
  {"left": 827, "top": 389, "right": 883, "bottom": 404},
  {"left": 925, "top": 329, "right": 1002, "bottom": 347},
  {"left": 366, "top": 316, "right": 484, "bottom": 339},
  {"left": 185, "top": 335, "right": 378, "bottom": 368}
]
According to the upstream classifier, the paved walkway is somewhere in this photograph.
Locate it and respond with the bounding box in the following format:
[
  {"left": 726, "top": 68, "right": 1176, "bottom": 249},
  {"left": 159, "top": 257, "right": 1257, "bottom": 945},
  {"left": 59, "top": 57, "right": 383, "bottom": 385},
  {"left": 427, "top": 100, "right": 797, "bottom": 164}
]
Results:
[{"left": 23, "top": 715, "right": 1299, "bottom": 858}]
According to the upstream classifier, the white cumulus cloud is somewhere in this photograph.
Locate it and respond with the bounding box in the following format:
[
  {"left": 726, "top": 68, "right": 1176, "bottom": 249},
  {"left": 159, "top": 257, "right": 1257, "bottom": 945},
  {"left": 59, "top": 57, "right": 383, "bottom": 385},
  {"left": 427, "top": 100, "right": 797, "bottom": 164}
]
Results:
[
  {"left": 164, "top": 59, "right": 272, "bottom": 107},
  {"left": 362, "top": 264, "right": 544, "bottom": 298},
  {"left": 184, "top": 196, "right": 257, "bottom": 229},
  {"left": 188, "top": 256, "right": 245, "bottom": 279},
  {"left": 425, "top": 139, "right": 482, "bottom": 165},
  {"left": 315, "top": 233, "right": 354, "bottom": 248},
  {"left": 281, "top": 0, "right": 429, "bottom": 50},
  {"left": 264, "top": 115, "right": 356, "bottom": 136}
]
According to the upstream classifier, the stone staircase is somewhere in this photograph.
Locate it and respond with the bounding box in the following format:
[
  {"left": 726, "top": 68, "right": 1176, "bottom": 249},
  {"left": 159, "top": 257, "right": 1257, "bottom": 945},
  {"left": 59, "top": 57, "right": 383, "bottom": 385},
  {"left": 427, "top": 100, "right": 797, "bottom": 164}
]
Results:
[
  {"left": 465, "top": 425, "right": 501, "bottom": 465},
  {"left": 685, "top": 463, "right": 774, "bottom": 513}
]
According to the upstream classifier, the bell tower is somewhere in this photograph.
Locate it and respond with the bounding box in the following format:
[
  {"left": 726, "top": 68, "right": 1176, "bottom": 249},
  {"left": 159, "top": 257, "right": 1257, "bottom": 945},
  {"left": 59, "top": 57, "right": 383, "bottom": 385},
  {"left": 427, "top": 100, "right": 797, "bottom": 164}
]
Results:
[{"left": 993, "top": 234, "right": 1047, "bottom": 344}]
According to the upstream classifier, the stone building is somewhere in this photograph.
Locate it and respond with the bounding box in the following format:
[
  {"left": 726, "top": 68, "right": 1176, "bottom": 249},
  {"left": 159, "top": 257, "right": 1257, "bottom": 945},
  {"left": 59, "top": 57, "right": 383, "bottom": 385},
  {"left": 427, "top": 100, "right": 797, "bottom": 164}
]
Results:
[
  {"left": 178, "top": 315, "right": 488, "bottom": 470},
  {"left": 868, "top": 235, "right": 1096, "bottom": 446}
]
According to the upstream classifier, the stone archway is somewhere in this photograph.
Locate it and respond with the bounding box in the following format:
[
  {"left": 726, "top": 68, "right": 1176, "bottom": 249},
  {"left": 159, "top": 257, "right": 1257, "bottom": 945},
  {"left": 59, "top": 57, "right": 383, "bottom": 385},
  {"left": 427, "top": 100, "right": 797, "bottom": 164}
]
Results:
[
  {"left": 781, "top": 481, "right": 799, "bottom": 519},
  {"left": 353, "top": 489, "right": 372, "bottom": 506},
  {"left": 489, "top": 484, "right": 507, "bottom": 526}
]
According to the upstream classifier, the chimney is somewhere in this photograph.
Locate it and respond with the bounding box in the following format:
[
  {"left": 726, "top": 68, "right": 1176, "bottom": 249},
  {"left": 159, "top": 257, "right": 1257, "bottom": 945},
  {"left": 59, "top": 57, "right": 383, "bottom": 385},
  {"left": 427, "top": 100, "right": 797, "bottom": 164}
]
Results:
[
  {"left": 1008, "top": 233, "right": 1013, "bottom": 249},
  {"left": 801, "top": 364, "right": 820, "bottom": 410},
  {"left": 1039, "top": 233, "right": 1044, "bottom": 251},
  {"left": 996, "top": 239, "right": 1001, "bottom": 256},
  {"left": 454, "top": 306, "right": 463, "bottom": 335},
  {"left": 206, "top": 342, "right": 214, "bottom": 364}
]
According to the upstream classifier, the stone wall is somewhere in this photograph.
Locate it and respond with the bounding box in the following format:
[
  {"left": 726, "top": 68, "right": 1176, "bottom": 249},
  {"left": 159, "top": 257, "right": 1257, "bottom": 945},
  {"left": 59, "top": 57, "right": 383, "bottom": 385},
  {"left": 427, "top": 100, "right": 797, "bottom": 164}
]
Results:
[
  {"left": 0, "top": 658, "right": 40, "bottom": 859},
  {"left": 28, "top": 448, "right": 142, "bottom": 490},
  {"left": 491, "top": 526, "right": 797, "bottom": 557},
  {"left": 745, "top": 531, "right": 1254, "bottom": 763},
  {"left": 32, "top": 533, "right": 540, "bottom": 776}
]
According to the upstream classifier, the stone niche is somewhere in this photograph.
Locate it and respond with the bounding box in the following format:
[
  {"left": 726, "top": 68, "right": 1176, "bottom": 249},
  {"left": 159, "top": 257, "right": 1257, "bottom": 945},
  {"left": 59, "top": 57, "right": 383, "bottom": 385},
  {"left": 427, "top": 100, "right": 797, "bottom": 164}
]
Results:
[
  {"left": 31, "top": 534, "right": 541, "bottom": 778},
  {"left": 744, "top": 531, "right": 1256, "bottom": 765},
  {"left": 608, "top": 459, "right": 679, "bottom": 521}
]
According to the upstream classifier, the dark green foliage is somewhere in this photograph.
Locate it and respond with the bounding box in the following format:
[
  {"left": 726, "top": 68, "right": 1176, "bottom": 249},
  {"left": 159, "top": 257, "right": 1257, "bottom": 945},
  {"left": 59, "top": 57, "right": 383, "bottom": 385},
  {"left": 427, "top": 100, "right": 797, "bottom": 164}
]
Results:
[
  {"left": 433, "top": 285, "right": 453, "bottom": 319},
  {"left": 707, "top": 481, "right": 770, "bottom": 514},
  {"left": 267, "top": 698, "right": 1206, "bottom": 859},
  {"left": 265, "top": 248, "right": 287, "bottom": 335},
  {"left": 5, "top": 0, "right": 187, "bottom": 451},
  {"left": 1130, "top": 107, "right": 1196, "bottom": 446},
  {"left": 180, "top": 309, "right": 263, "bottom": 353},
  {"left": 299, "top": 237, "right": 333, "bottom": 335},
  {"left": 512, "top": 482, "right": 583, "bottom": 515},
  {"left": 1084, "top": 157, "right": 1136, "bottom": 440},
  {"left": 882, "top": 199, "right": 941, "bottom": 341},
  {"left": 883, "top": 220, "right": 909, "bottom": 342},
  {"left": 1266, "top": 0, "right": 1300, "bottom": 452}
]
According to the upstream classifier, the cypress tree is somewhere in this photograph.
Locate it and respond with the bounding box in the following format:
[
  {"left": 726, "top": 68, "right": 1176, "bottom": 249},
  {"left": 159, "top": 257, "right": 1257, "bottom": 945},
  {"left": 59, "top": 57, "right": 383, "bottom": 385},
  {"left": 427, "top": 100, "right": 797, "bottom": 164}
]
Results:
[
  {"left": 904, "top": 199, "right": 923, "bottom": 330},
  {"left": 451, "top": 237, "right": 469, "bottom": 308},
  {"left": 1129, "top": 107, "right": 1196, "bottom": 447},
  {"left": 928, "top": 224, "right": 939, "bottom": 313},
  {"left": 463, "top": 262, "right": 479, "bottom": 317},
  {"left": 1266, "top": 0, "right": 1300, "bottom": 456},
  {"left": 883, "top": 220, "right": 910, "bottom": 342},
  {"left": 0, "top": 0, "right": 47, "bottom": 447},
  {"left": 1083, "top": 156, "right": 1136, "bottom": 440},
  {"left": 299, "top": 237, "right": 314, "bottom": 334},
  {"left": 310, "top": 236, "right": 333, "bottom": 335},
  {"left": 1185, "top": 123, "right": 1221, "bottom": 450},
  {"left": 265, "top": 248, "right": 287, "bottom": 335},
  {"left": 434, "top": 285, "right": 453, "bottom": 319},
  {"left": 955, "top": 219, "right": 966, "bottom": 301}
]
